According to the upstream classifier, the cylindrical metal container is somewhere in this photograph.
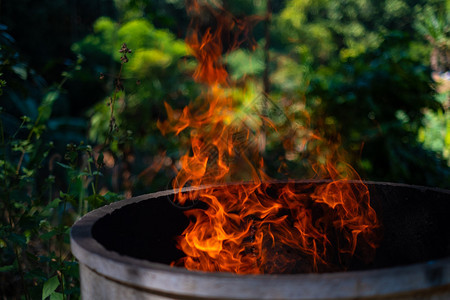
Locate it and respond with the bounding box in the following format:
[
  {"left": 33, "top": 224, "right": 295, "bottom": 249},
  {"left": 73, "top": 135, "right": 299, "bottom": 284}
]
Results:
[{"left": 71, "top": 181, "right": 450, "bottom": 299}]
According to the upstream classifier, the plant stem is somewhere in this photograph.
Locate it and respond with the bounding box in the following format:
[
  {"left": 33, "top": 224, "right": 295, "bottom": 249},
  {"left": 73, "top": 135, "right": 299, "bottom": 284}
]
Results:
[
  {"left": 3, "top": 191, "right": 30, "bottom": 300},
  {"left": 87, "top": 154, "right": 97, "bottom": 196},
  {"left": 59, "top": 271, "right": 66, "bottom": 300},
  {"left": 16, "top": 74, "right": 69, "bottom": 175},
  {"left": 58, "top": 205, "right": 67, "bottom": 299},
  {"left": 13, "top": 245, "right": 30, "bottom": 300},
  {"left": 15, "top": 117, "right": 35, "bottom": 175},
  {"left": 58, "top": 179, "right": 71, "bottom": 299},
  {"left": 94, "top": 172, "right": 100, "bottom": 196},
  {"left": 106, "top": 63, "right": 124, "bottom": 146},
  {"left": 2, "top": 156, "right": 30, "bottom": 300}
]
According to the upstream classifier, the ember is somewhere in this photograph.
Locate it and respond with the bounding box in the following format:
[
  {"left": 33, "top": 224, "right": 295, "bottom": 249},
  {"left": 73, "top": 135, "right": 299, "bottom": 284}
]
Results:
[{"left": 157, "top": 0, "right": 380, "bottom": 274}]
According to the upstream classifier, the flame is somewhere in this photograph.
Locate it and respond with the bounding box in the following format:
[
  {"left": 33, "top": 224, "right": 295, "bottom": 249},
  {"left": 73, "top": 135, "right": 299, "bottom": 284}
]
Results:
[{"left": 158, "top": 0, "right": 380, "bottom": 274}]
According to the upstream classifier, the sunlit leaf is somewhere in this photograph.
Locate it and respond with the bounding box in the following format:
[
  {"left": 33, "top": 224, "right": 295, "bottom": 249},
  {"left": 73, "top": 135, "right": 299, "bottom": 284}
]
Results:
[{"left": 42, "top": 275, "right": 59, "bottom": 300}]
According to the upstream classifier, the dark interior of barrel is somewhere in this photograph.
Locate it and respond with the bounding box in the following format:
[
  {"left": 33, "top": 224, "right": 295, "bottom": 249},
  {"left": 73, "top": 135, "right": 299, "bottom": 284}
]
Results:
[{"left": 92, "top": 182, "right": 450, "bottom": 273}]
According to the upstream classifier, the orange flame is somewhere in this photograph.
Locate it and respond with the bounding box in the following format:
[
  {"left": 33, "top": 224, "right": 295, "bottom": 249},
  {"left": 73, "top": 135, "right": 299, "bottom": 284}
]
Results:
[{"left": 158, "top": 0, "right": 380, "bottom": 274}]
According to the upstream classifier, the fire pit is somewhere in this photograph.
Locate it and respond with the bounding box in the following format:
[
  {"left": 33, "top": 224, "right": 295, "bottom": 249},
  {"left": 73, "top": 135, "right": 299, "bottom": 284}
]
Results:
[{"left": 71, "top": 181, "right": 450, "bottom": 299}]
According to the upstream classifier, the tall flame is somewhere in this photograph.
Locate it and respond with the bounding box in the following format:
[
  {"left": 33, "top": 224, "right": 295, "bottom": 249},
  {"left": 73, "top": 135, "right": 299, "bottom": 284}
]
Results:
[{"left": 158, "top": 0, "right": 380, "bottom": 274}]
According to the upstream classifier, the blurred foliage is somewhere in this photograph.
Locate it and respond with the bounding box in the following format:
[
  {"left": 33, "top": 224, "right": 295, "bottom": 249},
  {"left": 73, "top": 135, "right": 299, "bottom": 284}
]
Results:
[
  {"left": 70, "top": 16, "right": 191, "bottom": 193},
  {"left": 264, "top": 0, "right": 450, "bottom": 187},
  {"left": 0, "top": 0, "right": 450, "bottom": 298},
  {"left": 72, "top": 16, "right": 188, "bottom": 142},
  {"left": 0, "top": 92, "right": 120, "bottom": 299},
  {"left": 307, "top": 33, "right": 448, "bottom": 186},
  {"left": 414, "top": 3, "right": 449, "bottom": 72},
  {"left": 418, "top": 92, "right": 450, "bottom": 164},
  {"left": 0, "top": 26, "right": 122, "bottom": 299}
]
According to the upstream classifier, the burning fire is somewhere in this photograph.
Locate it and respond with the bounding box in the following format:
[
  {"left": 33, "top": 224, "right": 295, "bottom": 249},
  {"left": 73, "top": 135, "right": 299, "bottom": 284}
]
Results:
[{"left": 158, "top": 0, "right": 379, "bottom": 274}]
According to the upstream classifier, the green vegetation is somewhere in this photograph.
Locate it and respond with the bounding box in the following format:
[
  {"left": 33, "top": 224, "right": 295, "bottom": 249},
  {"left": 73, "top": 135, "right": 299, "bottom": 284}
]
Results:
[{"left": 0, "top": 0, "right": 449, "bottom": 298}]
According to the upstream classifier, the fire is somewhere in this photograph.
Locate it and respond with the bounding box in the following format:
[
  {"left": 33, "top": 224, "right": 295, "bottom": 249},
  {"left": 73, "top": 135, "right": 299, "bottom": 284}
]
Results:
[{"left": 158, "top": 0, "right": 380, "bottom": 274}]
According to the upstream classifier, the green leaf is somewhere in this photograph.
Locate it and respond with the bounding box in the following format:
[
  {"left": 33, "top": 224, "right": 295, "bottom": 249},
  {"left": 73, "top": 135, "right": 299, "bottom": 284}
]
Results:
[
  {"left": 55, "top": 162, "right": 72, "bottom": 170},
  {"left": 45, "top": 198, "right": 61, "bottom": 210},
  {"left": 21, "top": 115, "right": 31, "bottom": 123},
  {"left": 0, "top": 263, "right": 16, "bottom": 272},
  {"left": 102, "top": 192, "right": 122, "bottom": 203},
  {"left": 97, "top": 152, "right": 104, "bottom": 165},
  {"left": 11, "top": 63, "right": 27, "bottom": 80},
  {"left": 38, "top": 90, "right": 60, "bottom": 123},
  {"left": 42, "top": 275, "right": 60, "bottom": 300},
  {"left": 92, "top": 171, "right": 103, "bottom": 176},
  {"left": 77, "top": 171, "right": 91, "bottom": 178},
  {"left": 50, "top": 292, "right": 63, "bottom": 300},
  {"left": 40, "top": 229, "right": 58, "bottom": 241}
]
